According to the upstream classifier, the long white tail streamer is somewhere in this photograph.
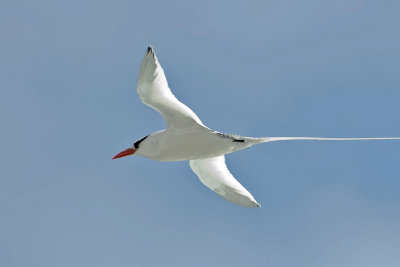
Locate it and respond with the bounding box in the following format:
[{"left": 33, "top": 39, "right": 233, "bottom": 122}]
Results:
[{"left": 262, "top": 137, "right": 400, "bottom": 142}]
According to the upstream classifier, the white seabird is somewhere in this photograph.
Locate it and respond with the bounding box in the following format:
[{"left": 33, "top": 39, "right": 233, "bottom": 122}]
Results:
[{"left": 113, "top": 46, "right": 400, "bottom": 208}]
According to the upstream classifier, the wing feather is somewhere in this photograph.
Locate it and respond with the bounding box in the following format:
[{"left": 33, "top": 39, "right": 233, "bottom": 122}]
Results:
[
  {"left": 190, "top": 156, "right": 260, "bottom": 208},
  {"left": 137, "top": 47, "right": 203, "bottom": 129}
]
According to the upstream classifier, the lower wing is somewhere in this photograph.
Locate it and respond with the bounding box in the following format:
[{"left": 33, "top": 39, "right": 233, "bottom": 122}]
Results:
[{"left": 189, "top": 156, "right": 260, "bottom": 208}]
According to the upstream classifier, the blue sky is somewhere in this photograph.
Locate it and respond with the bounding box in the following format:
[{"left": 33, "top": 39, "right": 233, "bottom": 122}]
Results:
[{"left": 1, "top": 0, "right": 400, "bottom": 266}]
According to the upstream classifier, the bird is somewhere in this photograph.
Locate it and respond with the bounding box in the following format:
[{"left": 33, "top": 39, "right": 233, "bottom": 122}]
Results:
[{"left": 113, "top": 46, "right": 400, "bottom": 208}]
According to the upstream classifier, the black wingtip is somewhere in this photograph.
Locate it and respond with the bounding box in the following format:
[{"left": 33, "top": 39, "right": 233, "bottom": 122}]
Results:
[{"left": 147, "top": 46, "right": 153, "bottom": 53}]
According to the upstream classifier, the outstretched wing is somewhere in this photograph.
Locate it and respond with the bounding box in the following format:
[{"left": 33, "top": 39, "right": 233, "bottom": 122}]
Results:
[
  {"left": 137, "top": 46, "right": 204, "bottom": 130},
  {"left": 190, "top": 156, "right": 260, "bottom": 208}
]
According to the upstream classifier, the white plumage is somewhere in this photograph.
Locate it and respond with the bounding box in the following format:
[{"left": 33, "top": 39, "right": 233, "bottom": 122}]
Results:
[{"left": 113, "top": 46, "right": 400, "bottom": 208}]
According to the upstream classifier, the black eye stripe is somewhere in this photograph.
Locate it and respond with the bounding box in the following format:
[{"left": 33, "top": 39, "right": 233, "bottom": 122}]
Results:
[{"left": 134, "top": 135, "right": 149, "bottom": 149}]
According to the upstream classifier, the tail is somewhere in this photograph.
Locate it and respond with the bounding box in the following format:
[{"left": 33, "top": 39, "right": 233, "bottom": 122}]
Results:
[{"left": 259, "top": 137, "right": 400, "bottom": 142}]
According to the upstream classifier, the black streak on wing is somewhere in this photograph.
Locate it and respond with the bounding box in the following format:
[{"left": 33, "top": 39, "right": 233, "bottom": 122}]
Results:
[
  {"left": 216, "top": 132, "right": 245, "bottom": 143},
  {"left": 134, "top": 135, "right": 149, "bottom": 149}
]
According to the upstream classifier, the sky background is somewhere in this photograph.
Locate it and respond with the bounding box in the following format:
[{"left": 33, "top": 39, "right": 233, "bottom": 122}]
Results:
[{"left": 1, "top": 0, "right": 400, "bottom": 266}]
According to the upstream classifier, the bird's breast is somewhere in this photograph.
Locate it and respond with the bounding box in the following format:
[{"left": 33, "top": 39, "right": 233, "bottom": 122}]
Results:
[{"left": 138, "top": 130, "right": 257, "bottom": 162}]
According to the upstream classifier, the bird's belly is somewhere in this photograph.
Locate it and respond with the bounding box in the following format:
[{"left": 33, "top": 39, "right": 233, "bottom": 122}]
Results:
[{"left": 145, "top": 132, "right": 252, "bottom": 161}]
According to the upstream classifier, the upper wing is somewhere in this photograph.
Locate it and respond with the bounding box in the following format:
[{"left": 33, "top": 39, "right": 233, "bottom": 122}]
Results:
[
  {"left": 137, "top": 46, "right": 204, "bottom": 129},
  {"left": 190, "top": 156, "right": 260, "bottom": 208}
]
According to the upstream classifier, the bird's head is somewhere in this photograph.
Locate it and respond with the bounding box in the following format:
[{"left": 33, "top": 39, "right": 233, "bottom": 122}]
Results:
[{"left": 112, "top": 135, "right": 149, "bottom": 160}]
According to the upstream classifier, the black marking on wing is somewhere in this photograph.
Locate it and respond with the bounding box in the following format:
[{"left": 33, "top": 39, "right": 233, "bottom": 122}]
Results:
[
  {"left": 134, "top": 135, "right": 149, "bottom": 149},
  {"left": 147, "top": 46, "right": 155, "bottom": 58},
  {"left": 216, "top": 132, "right": 246, "bottom": 143}
]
